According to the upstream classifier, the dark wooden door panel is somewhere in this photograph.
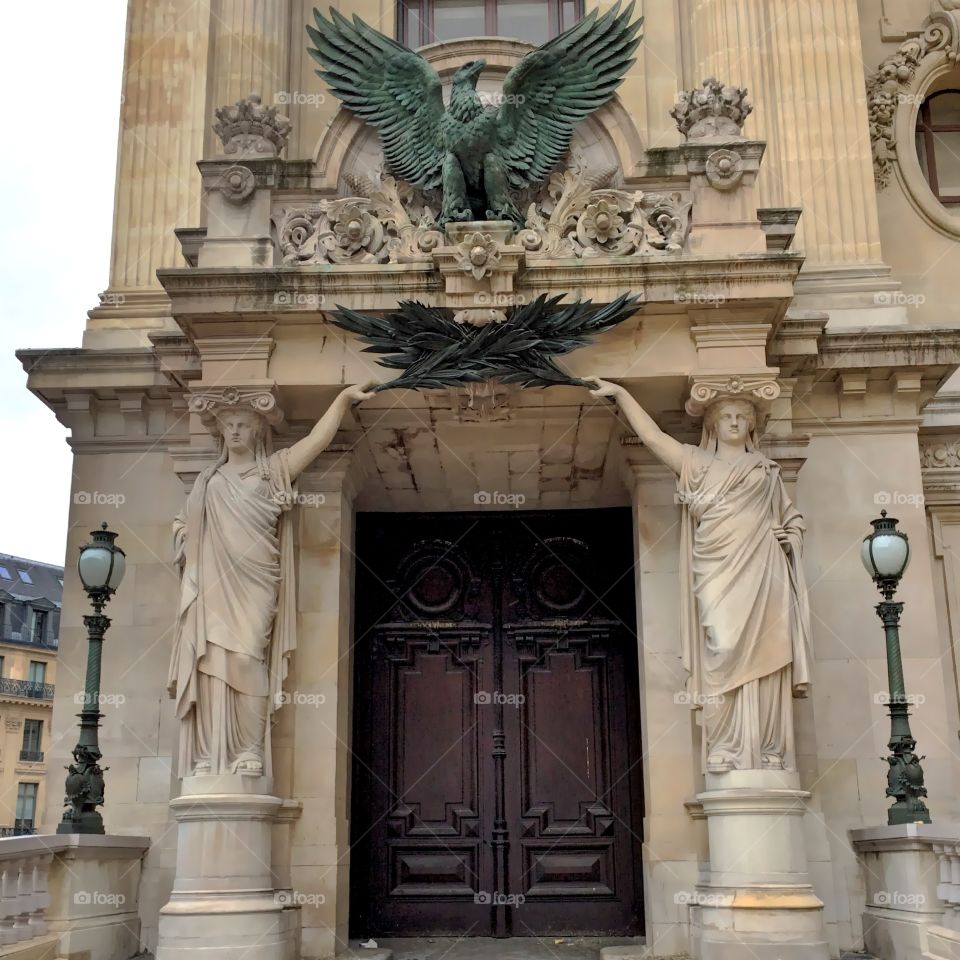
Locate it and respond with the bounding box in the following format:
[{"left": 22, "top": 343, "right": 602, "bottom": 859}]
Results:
[{"left": 350, "top": 510, "right": 643, "bottom": 939}]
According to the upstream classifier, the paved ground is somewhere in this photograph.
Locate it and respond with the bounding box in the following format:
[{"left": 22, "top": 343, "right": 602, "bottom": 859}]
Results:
[{"left": 355, "top": 937, "right": 647, "bottom": 960}]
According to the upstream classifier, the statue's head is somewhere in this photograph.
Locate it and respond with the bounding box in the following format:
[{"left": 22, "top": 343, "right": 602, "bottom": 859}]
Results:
[
  {"left": 216, "top": 407, "right": 265, "bottom": 456},
  {"left": 452, "top": 59, "right": 486, "bottom": 89},
  {"left": 702, "top": 398, "right": 758, "bottom": 451}
]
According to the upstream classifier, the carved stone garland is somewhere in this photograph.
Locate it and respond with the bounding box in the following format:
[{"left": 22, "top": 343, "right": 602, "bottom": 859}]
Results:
[{"left": 866, "top": 9, "right": 960, "bottom": 189}]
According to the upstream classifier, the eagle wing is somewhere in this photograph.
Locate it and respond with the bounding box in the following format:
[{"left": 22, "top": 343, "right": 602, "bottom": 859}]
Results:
[
  {"left": 307, "top": 8, "right": 446, "bottom": 189},
  {"left": 495, "top": 2, "right": 643, "bottom": 189}
]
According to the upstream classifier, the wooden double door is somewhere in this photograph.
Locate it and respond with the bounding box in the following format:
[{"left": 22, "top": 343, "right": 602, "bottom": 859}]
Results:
[{"left": 349, "top": 509, "right": 644, "bottom": 938}]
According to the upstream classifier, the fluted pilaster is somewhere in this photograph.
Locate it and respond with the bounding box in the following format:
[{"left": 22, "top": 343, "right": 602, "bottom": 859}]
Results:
[
  {"left": 108, "top": 0, "right": 212, "bottom": 293},
  {"left": 208, "top": 0, "right": 292, "bottom": 153},
  {"left": 686, "top": 0, "right": 882, "bottom": 266}
]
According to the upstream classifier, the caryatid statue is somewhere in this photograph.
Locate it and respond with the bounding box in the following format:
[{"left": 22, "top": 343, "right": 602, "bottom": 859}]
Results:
[
  {"left": 589, "top": 378, "right": 814, "bottom": 773},
  {"left": 168, "top": 383, "right": 373, "bottom": 778}
]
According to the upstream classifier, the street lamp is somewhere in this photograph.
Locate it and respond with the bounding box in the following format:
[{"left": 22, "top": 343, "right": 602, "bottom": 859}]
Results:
[
  {"left": 861, "top": 510, "right": 931, "bottom": 825},
  {"left": 57, "top": 523, "right": 126, "bottom": 835}
]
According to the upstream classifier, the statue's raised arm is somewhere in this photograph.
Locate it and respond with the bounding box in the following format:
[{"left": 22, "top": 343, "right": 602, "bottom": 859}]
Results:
[{"left": 588, "top": 377, "right": 685, "bottom": 474}]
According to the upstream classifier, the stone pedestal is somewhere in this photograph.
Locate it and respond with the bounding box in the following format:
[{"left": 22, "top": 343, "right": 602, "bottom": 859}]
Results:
[
  {"left": 156, "top": 776, "right": 300, "bottom": 960},
  {"left": 691, "top": 769, "right": 829, "bottom": 959}
]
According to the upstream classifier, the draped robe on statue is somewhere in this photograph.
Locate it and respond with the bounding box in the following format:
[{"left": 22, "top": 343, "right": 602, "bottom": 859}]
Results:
[
  {"left": 168, "top": 449, "right": 296, "bottom": 777},
  {"left": 677, "top": 445, "right": 812, "bottom": 772}
]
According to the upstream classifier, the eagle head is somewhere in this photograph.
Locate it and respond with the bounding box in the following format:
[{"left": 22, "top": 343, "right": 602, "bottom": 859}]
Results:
[{"left": 452, "top": 59, "right": 487, "bottom": 89}]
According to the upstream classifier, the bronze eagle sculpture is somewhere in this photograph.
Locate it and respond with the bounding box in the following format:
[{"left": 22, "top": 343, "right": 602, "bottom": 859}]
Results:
[{"left": 306, "top": 4, "right": 643, "bottom": 227}]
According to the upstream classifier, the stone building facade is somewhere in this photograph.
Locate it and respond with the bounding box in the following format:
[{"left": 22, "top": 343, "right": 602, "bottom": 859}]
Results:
[{"left": 15, "top": 1, "right": 960, "bottom": 958}]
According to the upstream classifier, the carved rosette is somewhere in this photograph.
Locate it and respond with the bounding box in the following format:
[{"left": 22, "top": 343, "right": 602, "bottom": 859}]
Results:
[
  {"left": 920, "top": 437, "right": 960, "bottom": 468},
  {"left": 216, "top": 164, "right": 256, "bottom": 205},
  {"left": 684, "top": 375, "right": 781, "bottom": 418},
  {"left": 212, "top": 93, "right": 292, "bottom": 158},
  {"left": 455, "top": 232, "right": 502, "bottom": 280},
  {"left": 517, "top": 156, "right": 691, "bottom": 259},
  {"left": 189, "top": 387, "right": 285, "bottom": 436},
  {"left": 671, "top": 78, "right": 753, "bottom": 140},
  {"left": 866, "top": 10, "right": 960, "bottom": 188},
  {"left": 704, "top": 149, "right": 744, "bottom": 191},
  {"left": 273, "top": 173, "right": 442, "bottom": 266}
]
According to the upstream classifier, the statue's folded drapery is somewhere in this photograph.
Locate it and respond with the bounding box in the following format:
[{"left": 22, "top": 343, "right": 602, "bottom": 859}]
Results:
[
  {"left": 168, "top": 449, "right": 296, "bottom": 777},
  {"left": 678, "top": 445, "right": 812, "bottom": 771}
]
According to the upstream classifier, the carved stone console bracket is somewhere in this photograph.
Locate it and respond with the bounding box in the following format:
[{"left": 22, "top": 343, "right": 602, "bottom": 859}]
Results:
[
  {"left": 685, "top": 374, "right": 782, "bottom": 417},
  {"left": 432, "top": 221, "right": 525, "bottom": 326}
]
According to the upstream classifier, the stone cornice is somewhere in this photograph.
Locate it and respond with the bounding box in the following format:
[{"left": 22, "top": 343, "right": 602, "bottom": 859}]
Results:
[{"left": 156, "top": 252, "right": 803, "bottom": 329}]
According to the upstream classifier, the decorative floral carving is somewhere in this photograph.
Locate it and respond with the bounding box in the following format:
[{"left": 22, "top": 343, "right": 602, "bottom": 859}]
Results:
[
  {"left": 671, "top": 78, "right": 753, "bottom": 140},
  {"left": 455, "top": 232, "right": 502, "bottom": 280},
  {"left": 216, "top": 164, "right": 256, "bottom": 204},
  {"left": 866, "top": 10, "right": 960, "bottom": 188},
  {"left": 213, "top": 94, "right": 292, "bottom": 157},
  {"left": 273, "top": 172, "right": 442, "bottom": 266},
  {"left": 704, "top": 148, "right": 744, "bottom": 190},
  {"left": 920, "top": 437, "right": 960, "bottom": 468},
  {"left": 517, "top": 156, "right": 691, "bottom": 259}
]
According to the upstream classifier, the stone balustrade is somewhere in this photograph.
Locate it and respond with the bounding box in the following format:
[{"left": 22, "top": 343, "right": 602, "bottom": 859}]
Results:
[
  {"left": 932, "top": 841, "right": 960, "bottom": 932},
  {"left": 851, "top": 823, "right": 960, "bottom": 959},
  {"left": 0, "top": 835, "right": 56, "bottom": 949},
  {"left": 0, "top": 832, "right": 150, "bottom": 960}
]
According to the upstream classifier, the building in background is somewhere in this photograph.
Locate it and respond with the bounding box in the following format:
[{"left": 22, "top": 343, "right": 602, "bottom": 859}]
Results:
[{"left": 0, "top": 553, "right": 59, "bottom": 835}]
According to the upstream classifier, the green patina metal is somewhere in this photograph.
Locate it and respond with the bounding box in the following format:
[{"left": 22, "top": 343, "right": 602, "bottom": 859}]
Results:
[
  {"left": 329, "top": 293, "right": 640, "bottom": 391},
  {"left": 306, "top": 4, "right": 643, "bottom": 227}
]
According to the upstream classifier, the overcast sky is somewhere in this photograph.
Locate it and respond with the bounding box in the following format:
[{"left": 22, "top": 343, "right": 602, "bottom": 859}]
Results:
[{"left": 0, "top": 4, "right": 127, "bottom": 565}]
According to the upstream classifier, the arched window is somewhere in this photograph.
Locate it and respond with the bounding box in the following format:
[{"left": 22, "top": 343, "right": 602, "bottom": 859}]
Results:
[
  {"left": 915, "top": 90, "right": 960, "bottom": 207},
  {"left": 399, "top": 0, "right": 582, "bottom": 47}
]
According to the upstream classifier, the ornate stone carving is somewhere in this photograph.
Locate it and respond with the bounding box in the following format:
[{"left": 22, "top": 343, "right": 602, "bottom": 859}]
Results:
[
  {"left": 866, "top": 10, "right": 960, "bottom": 188},
  {"left": 273, "top": 173, "right": 442, "bottom": 266},
  {"left": 212, "top": 94, "right": 292, "bottom": 158},
  {"left": 273, "top": 160, "right": 689, "bottom": 266},
  {"left": 684, "top": 375, "right": 781, "bottom": 417},
  {"left": 671, "top": 78, "right": 753, "bottom": 140},
  {"left": 216, "top": 164, "right": 256, "bottom": 205},
  {"left": 455, "top": 232, "right": 502, "bottom": 280},
  {"left": 704, "top": 148, "right": 745, "bottom": 190},
  {"left": 517, "top": 157, "right": 691, "bottom": 259},
  {"left": 921, "top": 436, "right": 960, "bottom": 468}
]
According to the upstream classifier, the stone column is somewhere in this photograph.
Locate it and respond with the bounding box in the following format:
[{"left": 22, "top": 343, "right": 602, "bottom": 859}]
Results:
[
  {"left": 91, "top": 0, "right": 213, "bottom": 340},
  {"left": 686, "top": 0, "right": 883, "bottom": 268},
  {"left": 207, "top": 0, "right": 292, "bottom": 155}
]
